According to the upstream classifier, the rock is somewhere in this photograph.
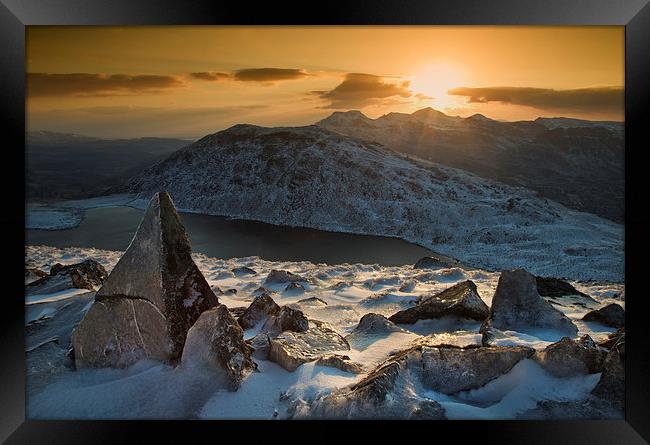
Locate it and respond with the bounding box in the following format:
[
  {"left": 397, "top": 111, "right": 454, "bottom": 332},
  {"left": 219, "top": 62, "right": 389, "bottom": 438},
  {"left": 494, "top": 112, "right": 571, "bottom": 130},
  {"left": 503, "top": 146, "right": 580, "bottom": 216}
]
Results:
[
  {"left": 252, "top": 286, "right": 274, "bottom": 296},
  {"left": 268, "top": 322, "right": 350, "bottom": 371},
  {"left": 591, "top": 331, "right": 625, "bottom": 410},
  {"left": 535, "top": 276, "right": 593, "bottom": 300},
  {"left": 534, "top": 335, "right": 606, "bottom": 377},
  {"left": 26, "top": 259, "right": 108, "bottom": 295},
  {"left": 409, "top": 401, "right": 447, "bottom": 420},
  {"left": 181, "top": 304, "right": 256, "bottom": 390},
  {"left": 398, "top": 280, "right": 417, "bottom": 293},
  {"left": 232, "top": 266, "right": 257, "bottom": 276},
  {"left": 482, "top": 269, "right": 578, "bottom": 336},
  {"left": 413, "top": 256, "right": 451, "bottom": 270},
  {"left": 261, "top": 305, "right": 309, "bottom": 336},
  {"left": 72, "top": 297, "right": 171, "bottom": 368},
  {"left": 237, "top": 293, "right": 280, "bottom": 329},
  {"left": 265, "top": 269, "right": 304, "bottom": 284},
  {"left": 247, "top": 332, "right": 272, "bottom": 360},
  {"left": 223, "top": 288, "right": 237, "bottom": 296},
  {"left": 25, "top": 267, "right": 48, "bottom": 285},
  {"left": 296, "top": 296, "right": 328, "bottom": 306},
  {"left": 72, "top": 192, "right": 219, "bottom": 367},
  {"left": 347, "top": 313, "right": 406, "bottom": 338},
  {"left": 284, "top": 282, "right": 305, "bottom": 293},
  {"left": 520, "top": 397, "right": 622, "bottom": 420},
  {"left": 389, "top": 280, "right": 489, "bottom": 324},
  {"left": 598, "top": 328, "right": 624, "bottom": 349},
  {"left": 315, "top": 354, "right": 364, "bottom": 374},
  {"left": 582, "top": 303, "right": 625, "bottom": 328},
  {"left": 227, "top": 306, "right": 247, "bottom": 318},
  {"left": 330, "top": 281, "right": 353, "bottom": 290},
  {"left": 416, "top": 345, "right": 534, "bottom": 394}
]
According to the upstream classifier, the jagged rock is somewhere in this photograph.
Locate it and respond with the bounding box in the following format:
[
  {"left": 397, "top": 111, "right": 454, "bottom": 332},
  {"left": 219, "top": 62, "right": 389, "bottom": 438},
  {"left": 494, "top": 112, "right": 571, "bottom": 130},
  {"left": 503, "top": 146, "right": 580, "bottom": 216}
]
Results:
[
  {"left": 409, "top": 401, "right": 447, "bottom": 420},
  {"left": 227, "top": 306, "right": 247, "bottom": 318},
  {"left": 265, "top": 269, "right": 304, "bottom": 284},
  {"left": 232, "top": 266, "right": 257, "bottom": 276},
  {"left": 72, "top": 192, "right": 219, "bottom": 368},
  {"left": 252, "top": 286, "right": 274, "bottom": 296},
  {"left": 591, "top": 332, "right": 625, "bottom": 410},
  {"left": 413, "top": 256, "right": 450, "bottom": 270},
  {"left": 582, "top": 303, "right": 625, "bottom": 328},
  {"left": 346, "top": 313, "right": 406, "bottom": 340},
  {"left": 237, "top": 293, "right": 280, "bottom": 329},
  {"left": 481, "top": 269, "right": 578, "bottom": 336},
  {"left": 25, "top": 267, "right": 48, "bottom": 285},
  {"left": 284, "top": 282, "right": 305, "bottom": 293},
  {"left": 534, "top": 335, "right": 605, "bottom": 377},
  {"left": 181, "top": 304, "right": 256, "bottom": 390},
  {"left": 247, "top": 332, "right": 272, "bottom": 360},
  {"left": 261, "top": 305, "right": 309, "bottom": 336},
  {"left": 72, "top": 298, "right": 171, "bottom": 368},
  {"left": 416, "top": 344, "right": 534, "bottom": 394},
  {"left": 315, "top": 354, "right": 364, "bottom": 374},
  {"left": 268, "top": 322, "right": 350, "bottom": 371},
  {"left": 26, "top": 260, "right": 108, "bottom": 295},
  {"left": 598, "top": 328, "right": 624, "bottom": 349},
  {"left": 535, "top": 276, "right": 593, "bottom": 299},
  {"left": 296, "top": 296, "right": 328, "bottom": 306},
  {"left": 389, "top": 280, "right": 489, "bottom": 324}
]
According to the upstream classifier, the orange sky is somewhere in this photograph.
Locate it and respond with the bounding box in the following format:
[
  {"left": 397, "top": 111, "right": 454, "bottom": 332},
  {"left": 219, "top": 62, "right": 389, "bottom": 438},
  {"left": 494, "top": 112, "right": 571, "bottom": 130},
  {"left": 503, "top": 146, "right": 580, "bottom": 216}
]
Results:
[{"left": 26, "top": 26, "right": 624, "bottom": 139}]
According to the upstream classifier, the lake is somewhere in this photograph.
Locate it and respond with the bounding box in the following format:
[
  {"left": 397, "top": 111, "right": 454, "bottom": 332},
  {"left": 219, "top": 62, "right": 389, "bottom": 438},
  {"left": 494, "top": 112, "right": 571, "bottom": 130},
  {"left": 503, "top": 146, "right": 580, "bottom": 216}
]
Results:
[{"left": 26, "top": 206, "right": 440, "bottom": 266}]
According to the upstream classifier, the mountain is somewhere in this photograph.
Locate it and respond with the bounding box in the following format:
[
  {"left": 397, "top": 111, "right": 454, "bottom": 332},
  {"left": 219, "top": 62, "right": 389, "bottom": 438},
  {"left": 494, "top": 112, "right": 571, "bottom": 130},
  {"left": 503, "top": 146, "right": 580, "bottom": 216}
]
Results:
[
  {"left": 317, "top": 108, "right": 624, "bottom": 223},
  {"left": 125, "top": 124, "right": 622, "bottom": 281},
  {"left": 27, "top": 131, "right": 192, "bottom": 200}
]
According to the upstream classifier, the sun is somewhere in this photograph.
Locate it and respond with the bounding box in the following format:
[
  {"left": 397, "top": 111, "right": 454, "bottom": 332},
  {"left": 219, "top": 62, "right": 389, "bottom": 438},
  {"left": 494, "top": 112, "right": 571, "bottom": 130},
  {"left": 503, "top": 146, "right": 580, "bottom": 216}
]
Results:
[{"left": 410, "top": 63, "right": 466, "bottom": 109}]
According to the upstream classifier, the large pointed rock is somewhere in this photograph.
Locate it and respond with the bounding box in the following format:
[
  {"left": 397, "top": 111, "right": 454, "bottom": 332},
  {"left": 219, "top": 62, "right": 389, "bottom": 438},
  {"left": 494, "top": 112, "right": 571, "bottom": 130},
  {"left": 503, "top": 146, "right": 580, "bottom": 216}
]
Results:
[
  {"left": 389, "top": 280, "right": 489, "bottom": 324},
  {"left": 481, "top": 269, "right": 578, "bottom": 336},
  {"left": 72, "top": 192, "right": 219, "bottom": 368}
]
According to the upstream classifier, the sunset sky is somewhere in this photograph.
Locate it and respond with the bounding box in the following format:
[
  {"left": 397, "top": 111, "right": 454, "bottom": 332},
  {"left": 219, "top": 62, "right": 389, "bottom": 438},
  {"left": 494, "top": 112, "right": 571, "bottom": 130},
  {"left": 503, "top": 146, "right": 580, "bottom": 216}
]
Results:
[{"left": 26, "top": 26, "right": 624, "bottom": 139}]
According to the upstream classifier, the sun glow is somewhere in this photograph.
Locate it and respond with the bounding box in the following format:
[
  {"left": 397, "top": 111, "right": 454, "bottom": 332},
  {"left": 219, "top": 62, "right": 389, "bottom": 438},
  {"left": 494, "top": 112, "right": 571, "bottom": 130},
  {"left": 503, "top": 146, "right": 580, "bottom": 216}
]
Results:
[{"left": 410, "top": 63, "right": 466, "bottom": 109}]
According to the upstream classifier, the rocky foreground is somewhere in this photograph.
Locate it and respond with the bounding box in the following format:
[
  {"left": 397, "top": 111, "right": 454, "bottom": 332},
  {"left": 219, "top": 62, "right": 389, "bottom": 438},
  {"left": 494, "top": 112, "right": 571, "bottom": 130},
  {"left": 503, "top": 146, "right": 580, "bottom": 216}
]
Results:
[{"left": 25, "top": 192, "right": 625, "bottom": 420}]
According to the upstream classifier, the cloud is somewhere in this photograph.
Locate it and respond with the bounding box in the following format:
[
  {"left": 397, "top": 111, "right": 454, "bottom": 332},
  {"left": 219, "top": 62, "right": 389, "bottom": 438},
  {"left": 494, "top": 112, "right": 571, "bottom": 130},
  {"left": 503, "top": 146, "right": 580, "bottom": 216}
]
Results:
[
  {"left": 190, "top": 72, "right": 232, "bottom": 81},
  {"left": 232, "top": 68, "right": 312, "bottom": 82},
  {"left": 447, "top": 86, "right": 623, "bottom": 114},
  {"left": 315, "top": 73, "right": 412, "bottom": 109},
  {"left": 27, "top": 73, "right": 186, "bottom": 97}
]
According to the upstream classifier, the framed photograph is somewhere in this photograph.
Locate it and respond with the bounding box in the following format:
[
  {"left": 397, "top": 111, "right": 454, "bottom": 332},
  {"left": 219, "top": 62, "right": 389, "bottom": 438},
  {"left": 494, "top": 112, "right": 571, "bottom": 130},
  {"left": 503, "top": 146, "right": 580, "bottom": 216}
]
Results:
[{"left": 2, "top": 0, "right": 649, "bottom": 442}]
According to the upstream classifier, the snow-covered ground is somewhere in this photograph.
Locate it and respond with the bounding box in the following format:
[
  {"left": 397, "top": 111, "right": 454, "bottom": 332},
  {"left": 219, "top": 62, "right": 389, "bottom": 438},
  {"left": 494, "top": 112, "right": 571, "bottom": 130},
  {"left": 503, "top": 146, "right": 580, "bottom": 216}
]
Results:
[{"left": 25, "top": 245, "right": 624, "bottom": 420}]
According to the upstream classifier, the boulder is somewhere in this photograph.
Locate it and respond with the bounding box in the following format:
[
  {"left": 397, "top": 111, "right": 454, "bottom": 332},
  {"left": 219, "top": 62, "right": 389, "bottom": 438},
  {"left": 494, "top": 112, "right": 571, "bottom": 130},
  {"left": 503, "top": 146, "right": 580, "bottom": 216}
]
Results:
[
  {"left": 413, "top": 256, "right": 452, "bottom": 270},
  {"left": 535, "top": 276, "right": 593, "bottom": 300},
  {"left": 181, "top": 304, "right": 256, "bottom": 390},
  {"left": 347, "top": 313, "right": 406, "bottom": 338},
  {"left": 315, "top": 354, "right": 364, "bottom": 374},
  {"left": 261, "top": 305, "right": 309, "bottom": 336},
  {"left": 481, "top": 269, "right": 578, "bottom": 336},
  {"left": 72, "top": 297, "right": 171, "bottom": 368},
  {"left": 582, "top": 303, "right": 625, "bottom": 328},
  {"left": 591, "top": 331, "right": 625, "bottom": 410},
  {"left": 237, "top": 293, "right": 280, "bottom": 329},
  {"left": 252, "top": 286, "right": 274, "bottom": 296},
  {"left": 534, "top": 335, "right": 606, "bottom": 377},
  {"left": 268, "top": 321, "right": 350, "bottom": 371},
  {"left": 26, "top": 259, "right": 108, "bottom": 295},
  {"left": 296, "top": 296, "right": 328, "bottom": 306},
  {"left": 247, "top": 332, "right": 272, "bottom": 360},
  {"left": 598, "top": 328, "right": 624, "bottom": 349},
  {"left": 232, "top": 266, "right": 257, "bottom": 276},
  {"left": 72, "top": 192, "right": 219, "bottom": 368},
  {"left": 389, "top": 280, "right": 489, "bottom": 324},
  {"left": 25, "top": 267, "right": 48, "bottom": 285},
  {"left": 265, "top": 269, "right": 304, "bottom": 284},
  {"left": 416, "top": 344, "right": 534, "bottom": 394},
  {"left": 284, "top": 282, "right": 305, "bottom": 293},
  {"left": 227, "top": 306, "right": 247, "bottom": 318}
]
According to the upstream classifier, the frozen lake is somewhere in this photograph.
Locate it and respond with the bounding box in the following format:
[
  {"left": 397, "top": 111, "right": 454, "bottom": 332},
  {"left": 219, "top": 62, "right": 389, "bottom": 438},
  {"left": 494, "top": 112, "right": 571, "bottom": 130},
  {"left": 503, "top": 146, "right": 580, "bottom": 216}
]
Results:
[{"left": 26, "top": 206, "right": 441, "bottom": 266}]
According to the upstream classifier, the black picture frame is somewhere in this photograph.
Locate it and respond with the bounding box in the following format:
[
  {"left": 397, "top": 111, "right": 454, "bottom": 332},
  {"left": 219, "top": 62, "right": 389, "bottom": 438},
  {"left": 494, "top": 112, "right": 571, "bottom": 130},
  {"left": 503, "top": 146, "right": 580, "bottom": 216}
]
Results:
[{"left": 2, "top": 0, "right": 649, "bottom": 443}]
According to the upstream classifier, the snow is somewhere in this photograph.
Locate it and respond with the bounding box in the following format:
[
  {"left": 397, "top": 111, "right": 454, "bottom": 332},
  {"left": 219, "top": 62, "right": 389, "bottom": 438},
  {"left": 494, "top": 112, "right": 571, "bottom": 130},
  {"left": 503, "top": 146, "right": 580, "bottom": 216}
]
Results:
[{"left": 25, "top": 245, "right": 624, "bottom": 419}]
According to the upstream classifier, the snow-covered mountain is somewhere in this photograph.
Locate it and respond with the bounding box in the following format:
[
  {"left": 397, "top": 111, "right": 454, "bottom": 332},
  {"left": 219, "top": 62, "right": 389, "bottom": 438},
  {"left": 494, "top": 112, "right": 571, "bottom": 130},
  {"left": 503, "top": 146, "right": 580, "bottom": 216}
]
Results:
[
  {"left": 125, "top": 124, "right": 622, "bottom": 282},
  {"left": 317, "top": 108, "right": 624, "bottom": 223}
]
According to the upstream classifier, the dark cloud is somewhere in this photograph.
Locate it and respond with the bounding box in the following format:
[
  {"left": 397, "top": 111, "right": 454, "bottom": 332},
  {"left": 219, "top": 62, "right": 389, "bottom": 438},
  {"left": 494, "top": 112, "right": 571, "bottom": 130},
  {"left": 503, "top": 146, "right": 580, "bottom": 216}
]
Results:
[
  {"left": 447, "top": 86, "right": 623, "bottom": 114},
  {"left": 316, "top": 73, "right": 412, "bottom": 109},
  {"left": 27, "top": 73, "right": 186, "bottom": 97},
  {"left": 232, "top": 68, "right": 312, "bottom": 82},
  {"left": 190, "top": 72, "right": 232, "bottom": 81}
]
